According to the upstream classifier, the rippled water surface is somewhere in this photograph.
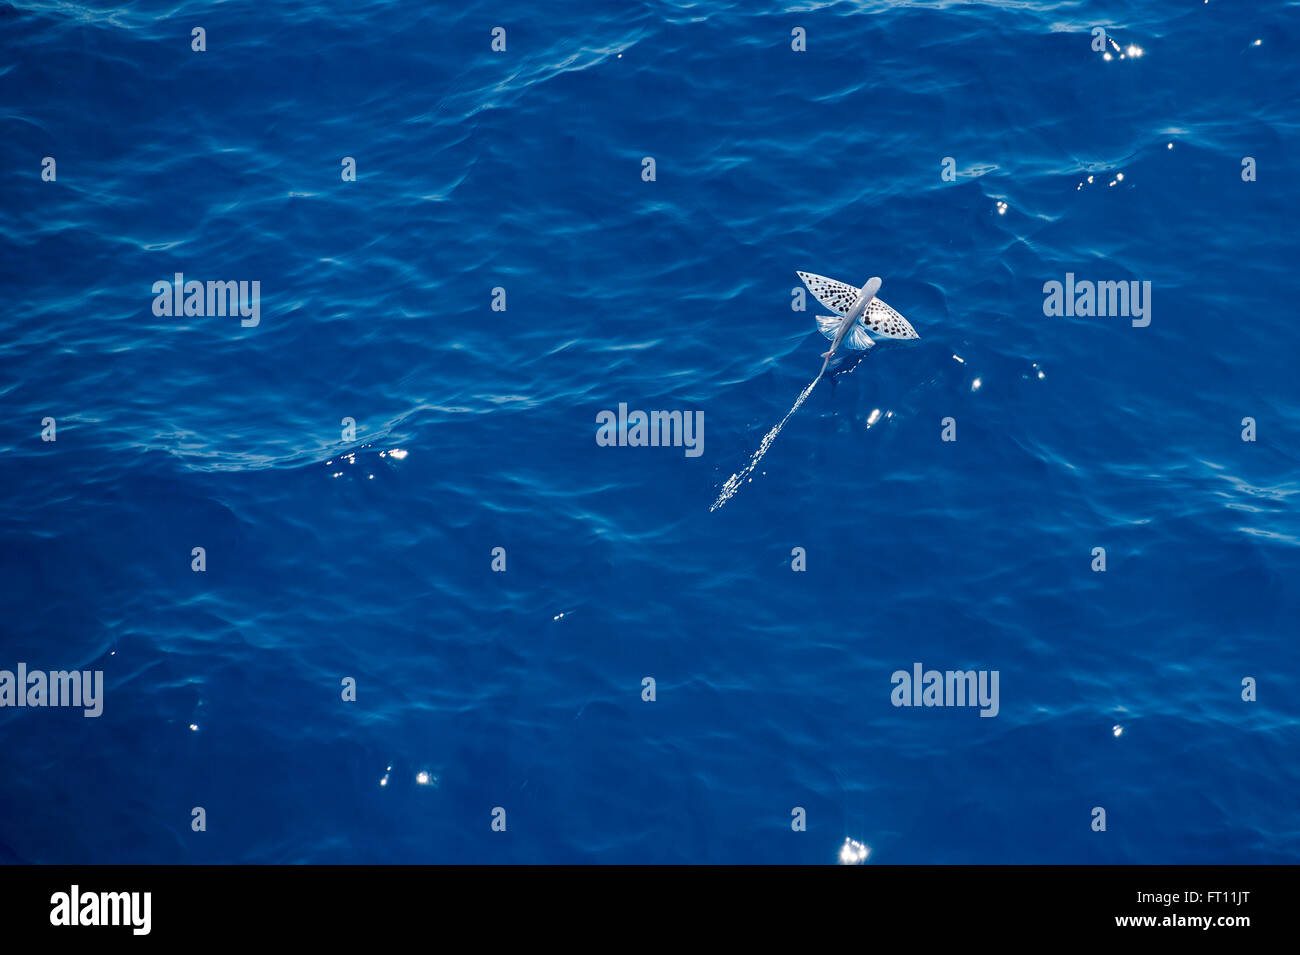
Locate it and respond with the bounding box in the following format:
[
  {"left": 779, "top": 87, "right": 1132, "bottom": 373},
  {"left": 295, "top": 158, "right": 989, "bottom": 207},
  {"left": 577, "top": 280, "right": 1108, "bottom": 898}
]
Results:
[{"left": 1, "top": 0, "right": 1297, "bottom": 863}]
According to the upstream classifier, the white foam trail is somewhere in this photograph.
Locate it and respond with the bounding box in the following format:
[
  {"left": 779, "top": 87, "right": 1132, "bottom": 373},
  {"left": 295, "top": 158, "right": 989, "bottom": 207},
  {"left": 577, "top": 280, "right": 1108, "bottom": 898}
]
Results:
[{"left": 710, "top": 371, "right": 823, "bottom": 512}]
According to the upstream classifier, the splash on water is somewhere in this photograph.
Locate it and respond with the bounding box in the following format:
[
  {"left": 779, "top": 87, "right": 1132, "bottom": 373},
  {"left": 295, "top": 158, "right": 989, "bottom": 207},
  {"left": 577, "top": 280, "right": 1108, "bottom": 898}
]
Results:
[
  {"left": 838, "top": 837, "right": 871, "bottom": 865},
  {"left": 710, "top": 371, "right": 823, "bottom": 512}
]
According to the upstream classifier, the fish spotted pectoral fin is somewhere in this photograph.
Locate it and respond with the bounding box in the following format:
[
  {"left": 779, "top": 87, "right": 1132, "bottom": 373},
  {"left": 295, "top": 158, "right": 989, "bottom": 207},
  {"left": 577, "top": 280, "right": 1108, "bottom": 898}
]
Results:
[
  {"left": 866, "top": 298, "right": 920, "bottom": 339},
  {"left": 845, "top": 323, "right": 875, "bottom": 350},
  {"left": 814, "top": 315, "right": 841, "bottom": 341},
  {"left": 799, "top": 272, "right": 862, "bottom": 316}
]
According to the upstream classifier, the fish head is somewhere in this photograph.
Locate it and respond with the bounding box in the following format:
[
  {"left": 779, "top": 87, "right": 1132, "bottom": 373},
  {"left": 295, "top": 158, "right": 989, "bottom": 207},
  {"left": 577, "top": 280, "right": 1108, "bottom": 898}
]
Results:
[{"left": 861, "top": 276, "right": 882, "bottom": 298}]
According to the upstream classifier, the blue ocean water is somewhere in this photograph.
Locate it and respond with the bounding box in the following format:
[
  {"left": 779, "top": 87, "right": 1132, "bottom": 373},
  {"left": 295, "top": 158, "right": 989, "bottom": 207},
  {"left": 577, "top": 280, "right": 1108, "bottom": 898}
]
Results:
[{"left": 1, "top": 0, "right": 1297, "bottom": 864}]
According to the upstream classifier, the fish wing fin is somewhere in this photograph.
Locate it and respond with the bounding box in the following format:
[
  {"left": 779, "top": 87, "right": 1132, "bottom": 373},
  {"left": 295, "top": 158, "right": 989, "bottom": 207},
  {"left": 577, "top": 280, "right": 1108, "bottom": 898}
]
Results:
[
  {"left": 814, "top": 315, "right": 841, "bottom": 341},
  {"left": 845, "top": 322, "right": 875, "bottom": 350},
  {"left": 866, "top": 298, "right": 919, "bottom": 339},
  {"left": 798, "top": 271, "right": 861, "bottom": 316}
]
